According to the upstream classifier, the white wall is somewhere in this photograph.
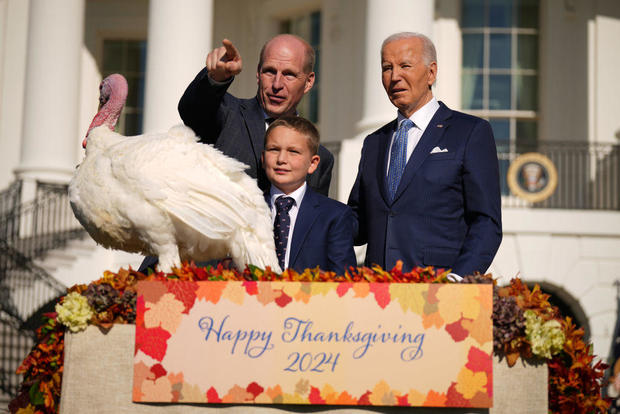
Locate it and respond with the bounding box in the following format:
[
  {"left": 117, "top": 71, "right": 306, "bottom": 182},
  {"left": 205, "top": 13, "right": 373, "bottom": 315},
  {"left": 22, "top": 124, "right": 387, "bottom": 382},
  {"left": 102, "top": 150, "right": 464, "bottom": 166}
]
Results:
[{"left": 490, "top": 208, "right": 620, "bottom": 359}]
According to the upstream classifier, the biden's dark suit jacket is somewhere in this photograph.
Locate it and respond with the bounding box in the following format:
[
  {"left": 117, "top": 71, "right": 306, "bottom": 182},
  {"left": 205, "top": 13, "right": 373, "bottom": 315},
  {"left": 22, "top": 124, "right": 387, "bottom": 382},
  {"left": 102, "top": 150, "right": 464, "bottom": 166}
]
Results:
[
  {"left": 267, "top": 187, "right": 357, "bottom": 274},
  {"left": 347, "top": 101, "right": 502, "bottom": 276},
  {"left": 178, "top": 67, "right": 333, "bottom": 195}
]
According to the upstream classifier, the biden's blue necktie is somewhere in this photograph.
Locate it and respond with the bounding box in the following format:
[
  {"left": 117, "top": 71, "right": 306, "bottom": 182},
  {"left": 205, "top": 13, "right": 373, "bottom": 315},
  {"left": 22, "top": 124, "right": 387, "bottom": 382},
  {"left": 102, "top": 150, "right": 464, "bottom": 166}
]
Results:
[
  {"left": 274, "top": 196, "right": 295, "bottom": 270},
  {"left": 387, "top": 118, "right": 414, "bottom": 201}
]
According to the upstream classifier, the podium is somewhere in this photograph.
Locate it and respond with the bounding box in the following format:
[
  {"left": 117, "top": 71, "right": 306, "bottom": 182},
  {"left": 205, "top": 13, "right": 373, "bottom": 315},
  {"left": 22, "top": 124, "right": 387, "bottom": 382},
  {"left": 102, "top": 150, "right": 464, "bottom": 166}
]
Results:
[{"left": 59, "top": 325, "right": 548, "bottom": 413}]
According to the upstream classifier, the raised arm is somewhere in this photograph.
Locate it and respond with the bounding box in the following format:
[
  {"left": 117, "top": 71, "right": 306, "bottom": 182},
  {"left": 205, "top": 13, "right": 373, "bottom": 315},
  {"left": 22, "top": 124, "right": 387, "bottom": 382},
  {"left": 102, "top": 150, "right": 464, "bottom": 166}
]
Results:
[{"left": 178, "top": 39, "right": 243, "bottom": 143}]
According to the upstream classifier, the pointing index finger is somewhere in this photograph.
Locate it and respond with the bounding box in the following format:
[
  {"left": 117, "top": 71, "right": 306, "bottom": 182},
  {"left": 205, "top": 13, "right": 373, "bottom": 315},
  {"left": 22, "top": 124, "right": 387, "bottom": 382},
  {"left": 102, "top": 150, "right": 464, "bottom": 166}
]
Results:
[{"left": 222, "top": 39, "right": 240, "bottom": 60}]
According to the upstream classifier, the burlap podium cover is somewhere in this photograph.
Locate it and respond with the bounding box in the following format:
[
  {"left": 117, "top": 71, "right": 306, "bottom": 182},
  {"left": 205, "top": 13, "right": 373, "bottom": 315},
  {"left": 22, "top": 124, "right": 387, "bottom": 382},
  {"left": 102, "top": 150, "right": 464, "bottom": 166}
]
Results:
[{"left": 59, "top": 325, "right": 547, "bottom": 414}]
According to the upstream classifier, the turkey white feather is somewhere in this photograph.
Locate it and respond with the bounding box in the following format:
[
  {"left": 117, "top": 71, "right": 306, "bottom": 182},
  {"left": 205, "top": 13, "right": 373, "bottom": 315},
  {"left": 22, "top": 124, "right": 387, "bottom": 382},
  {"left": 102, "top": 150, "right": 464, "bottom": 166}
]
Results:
[{"left": 69, "top": 73, "right": 281, "bottom": 273}]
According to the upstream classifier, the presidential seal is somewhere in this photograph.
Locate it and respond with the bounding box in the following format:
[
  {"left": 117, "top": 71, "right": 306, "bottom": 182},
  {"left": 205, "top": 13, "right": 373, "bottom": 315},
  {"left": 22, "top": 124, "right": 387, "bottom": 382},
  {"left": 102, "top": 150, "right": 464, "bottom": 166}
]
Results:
[{"left": 507, "top": 152, "right": 558, "bottom": 203}]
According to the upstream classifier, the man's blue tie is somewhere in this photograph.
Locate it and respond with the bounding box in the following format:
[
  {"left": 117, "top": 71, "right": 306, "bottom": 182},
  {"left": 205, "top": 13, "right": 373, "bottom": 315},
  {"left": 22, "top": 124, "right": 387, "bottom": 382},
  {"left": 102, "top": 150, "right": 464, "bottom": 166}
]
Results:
[
  {"left": 274, "top": 196, "right": 295, "bottom": 269},
  {"left": 387, "top": 119, "right": 414, "bottom": 201}
]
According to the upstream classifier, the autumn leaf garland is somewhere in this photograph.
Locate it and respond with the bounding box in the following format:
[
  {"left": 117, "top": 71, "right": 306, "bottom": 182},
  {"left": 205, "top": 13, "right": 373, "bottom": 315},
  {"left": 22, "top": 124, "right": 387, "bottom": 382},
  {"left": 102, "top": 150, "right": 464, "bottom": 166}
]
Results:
[{"left": 8, "top": 262, "right": 610, "bottom": 413}]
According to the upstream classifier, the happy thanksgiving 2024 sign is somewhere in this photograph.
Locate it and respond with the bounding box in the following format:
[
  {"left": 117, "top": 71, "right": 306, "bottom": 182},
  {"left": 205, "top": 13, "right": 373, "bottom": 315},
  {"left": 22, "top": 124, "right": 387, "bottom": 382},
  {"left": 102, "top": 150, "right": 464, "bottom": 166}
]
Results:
[{"left": 133, "top": 280, "right": 493, "bottom": 407}]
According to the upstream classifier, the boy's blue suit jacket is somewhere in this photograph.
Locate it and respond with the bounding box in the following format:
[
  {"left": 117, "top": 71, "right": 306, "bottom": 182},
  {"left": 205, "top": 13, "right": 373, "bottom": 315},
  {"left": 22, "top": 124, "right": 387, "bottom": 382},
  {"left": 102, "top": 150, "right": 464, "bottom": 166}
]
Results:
[{"left": 266, "top": 188, "right": 357, "bottom": 274}]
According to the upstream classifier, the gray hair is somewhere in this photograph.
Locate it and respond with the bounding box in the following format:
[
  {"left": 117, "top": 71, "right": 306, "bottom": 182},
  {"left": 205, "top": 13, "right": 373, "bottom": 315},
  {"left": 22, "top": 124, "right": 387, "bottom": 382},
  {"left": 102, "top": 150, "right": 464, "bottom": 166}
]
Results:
[{"left": 381, "top": 32, "right": 437, "bottom": 66}]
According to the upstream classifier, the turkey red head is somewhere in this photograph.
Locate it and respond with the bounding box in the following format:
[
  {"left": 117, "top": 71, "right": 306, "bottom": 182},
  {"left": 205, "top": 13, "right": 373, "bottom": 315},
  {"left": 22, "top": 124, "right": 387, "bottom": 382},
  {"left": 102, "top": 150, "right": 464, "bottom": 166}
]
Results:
[{"left": 83, "top": 73, "right": 128, "bottom": 148}]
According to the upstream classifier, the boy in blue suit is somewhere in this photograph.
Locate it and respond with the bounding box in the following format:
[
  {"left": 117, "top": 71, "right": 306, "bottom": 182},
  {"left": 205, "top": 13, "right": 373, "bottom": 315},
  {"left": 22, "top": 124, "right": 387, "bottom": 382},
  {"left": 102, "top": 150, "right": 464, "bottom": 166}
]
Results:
[{"left": 262, "top": 117, "right": 357, "bottom": 274}]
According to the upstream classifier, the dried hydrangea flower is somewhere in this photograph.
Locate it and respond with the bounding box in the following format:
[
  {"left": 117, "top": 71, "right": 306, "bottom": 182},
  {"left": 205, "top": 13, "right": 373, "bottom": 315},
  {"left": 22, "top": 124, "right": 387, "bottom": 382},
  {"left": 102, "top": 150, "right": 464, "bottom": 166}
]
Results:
[
  {"left": 83, "top": 283, "right": 119, "bottom": 312},
  {"left": 524, "top": 309, "right": 565, "bottom": 359},
  {"left": 55, "top": 292, "right": 94, "bottom": 332},
  {"left": 493, "top": 294, "right": 525, "bottom": 353}
]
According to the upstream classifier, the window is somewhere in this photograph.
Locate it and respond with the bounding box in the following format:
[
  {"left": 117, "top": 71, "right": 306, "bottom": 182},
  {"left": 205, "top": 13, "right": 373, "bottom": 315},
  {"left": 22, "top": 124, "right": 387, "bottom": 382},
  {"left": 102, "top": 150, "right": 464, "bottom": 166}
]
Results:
[
  {"left": 280, "top": 11, "right": 321, "bottom": 123},
  {"left": 102, "top": 39, "right": 147, "bottom": 135},
  {"left": 461, "top": 0, "right": 539, "bottom": 194}
]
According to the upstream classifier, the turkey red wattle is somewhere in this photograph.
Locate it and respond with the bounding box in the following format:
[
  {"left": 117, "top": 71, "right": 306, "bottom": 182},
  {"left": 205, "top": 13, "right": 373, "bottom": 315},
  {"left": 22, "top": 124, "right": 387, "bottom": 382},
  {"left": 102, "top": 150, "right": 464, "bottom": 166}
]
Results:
[{"left": 82, "top": 74, "right": 128, "bottom": 148}]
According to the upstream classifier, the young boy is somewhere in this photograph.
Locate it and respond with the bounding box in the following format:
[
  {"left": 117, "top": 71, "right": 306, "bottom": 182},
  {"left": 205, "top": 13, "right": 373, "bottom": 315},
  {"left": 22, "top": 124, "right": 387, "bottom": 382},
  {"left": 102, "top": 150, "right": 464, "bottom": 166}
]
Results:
[{"left": 262, "top": 116, "right": 357, "bottom": 274}]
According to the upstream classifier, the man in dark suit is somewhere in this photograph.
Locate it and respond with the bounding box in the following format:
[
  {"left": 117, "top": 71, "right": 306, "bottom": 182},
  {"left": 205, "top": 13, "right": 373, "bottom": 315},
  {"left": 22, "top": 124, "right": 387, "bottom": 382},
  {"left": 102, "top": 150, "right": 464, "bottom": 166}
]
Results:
[
  {"left": 139, "top": 35, "right": 333, "bottom": 272},
  {"left": 348, "top": 32, "right": 502, "bottom": 277},
  {"left": 263, "top": 117, "right": 356, "bottom": 274},
  {"left": 178, "top": 35, "right": 333, "bottom": 195}
]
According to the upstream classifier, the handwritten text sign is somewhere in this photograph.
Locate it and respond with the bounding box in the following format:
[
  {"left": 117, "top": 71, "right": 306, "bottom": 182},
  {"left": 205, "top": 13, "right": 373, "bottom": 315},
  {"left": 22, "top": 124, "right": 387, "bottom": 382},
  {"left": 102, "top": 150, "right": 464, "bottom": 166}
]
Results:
[{"left": 133, "top": 281, "right": 493, "bottom": 407}]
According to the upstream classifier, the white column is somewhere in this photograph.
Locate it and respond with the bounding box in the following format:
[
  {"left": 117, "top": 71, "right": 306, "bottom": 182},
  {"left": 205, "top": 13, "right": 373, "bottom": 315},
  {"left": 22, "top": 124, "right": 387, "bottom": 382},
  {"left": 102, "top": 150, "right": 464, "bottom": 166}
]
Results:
[
  {"left": 143, "top": 0, "right": 212, "bottom": 133},
  {"left": 434, "top": 0, "right": 462, "bottom": 109},
  {"left": 0, "top": 0, "right": 7, "bottom": 107},
  {"left": 16, "top": 0, "right": 84, "bottom": 186},
  {"left": 357, "top": 0, "right": 434, "bottom": 133}
]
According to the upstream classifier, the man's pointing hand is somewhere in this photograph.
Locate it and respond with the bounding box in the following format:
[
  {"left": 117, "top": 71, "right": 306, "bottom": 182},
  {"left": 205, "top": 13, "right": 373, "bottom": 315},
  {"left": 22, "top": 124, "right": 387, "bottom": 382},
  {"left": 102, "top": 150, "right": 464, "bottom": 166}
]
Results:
[{"left": 206, "top": 39, "right": 243, "bottom": 82}]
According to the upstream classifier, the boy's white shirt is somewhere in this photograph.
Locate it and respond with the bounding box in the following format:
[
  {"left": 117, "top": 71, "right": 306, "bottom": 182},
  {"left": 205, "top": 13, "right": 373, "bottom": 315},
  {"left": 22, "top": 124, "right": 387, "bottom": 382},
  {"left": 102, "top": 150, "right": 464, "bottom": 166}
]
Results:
[{"left": 269, "top": 182, "right": 307, "bottom": 269}]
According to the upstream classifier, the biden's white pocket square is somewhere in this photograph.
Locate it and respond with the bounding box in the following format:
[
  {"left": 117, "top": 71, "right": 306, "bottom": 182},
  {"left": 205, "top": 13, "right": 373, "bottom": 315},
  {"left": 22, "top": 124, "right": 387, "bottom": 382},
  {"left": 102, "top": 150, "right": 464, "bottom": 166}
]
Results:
[{"left": 430, "top": 146, "right": 449, "bottom": 154}]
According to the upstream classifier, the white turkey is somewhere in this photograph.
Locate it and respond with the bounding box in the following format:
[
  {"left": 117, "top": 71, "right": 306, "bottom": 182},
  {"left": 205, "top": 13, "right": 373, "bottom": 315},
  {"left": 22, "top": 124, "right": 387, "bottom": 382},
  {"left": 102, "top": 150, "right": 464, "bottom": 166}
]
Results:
[{"left": 69, "top": 73, "right": 281, "bottom": 273}]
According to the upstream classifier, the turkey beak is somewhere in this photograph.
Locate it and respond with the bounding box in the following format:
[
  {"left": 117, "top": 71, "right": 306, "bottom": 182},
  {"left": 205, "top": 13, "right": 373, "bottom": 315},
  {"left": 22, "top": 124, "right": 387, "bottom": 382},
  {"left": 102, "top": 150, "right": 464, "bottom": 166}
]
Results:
[{"left": 82, "top": 136, "right": 88, "bottom": 149}]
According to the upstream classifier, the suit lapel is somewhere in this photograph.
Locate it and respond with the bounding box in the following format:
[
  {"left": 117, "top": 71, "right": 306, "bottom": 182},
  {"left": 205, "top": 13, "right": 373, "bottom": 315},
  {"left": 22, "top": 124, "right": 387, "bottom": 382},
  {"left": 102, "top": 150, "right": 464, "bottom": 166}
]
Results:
[
  {"left": 240, "top": 97, "right": 267, "bottom": 168},
  {"left": 379, "top": 120, "right": 398, "bottom": 205},
  {"left": 392, "top": 102, "right": 452, "bottom": 202},
  {"left": 288, "top": 189, "right": 320, "bottom": 268}
]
